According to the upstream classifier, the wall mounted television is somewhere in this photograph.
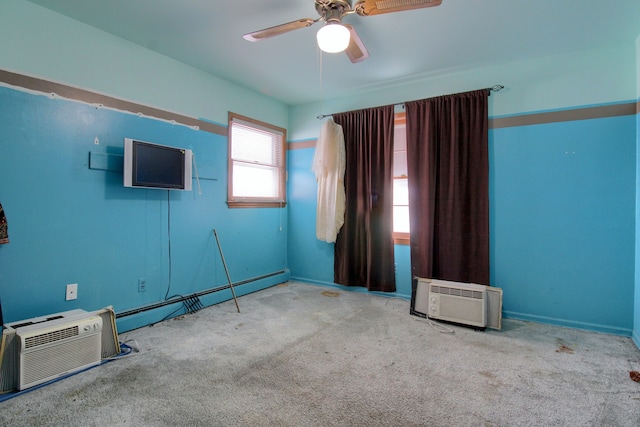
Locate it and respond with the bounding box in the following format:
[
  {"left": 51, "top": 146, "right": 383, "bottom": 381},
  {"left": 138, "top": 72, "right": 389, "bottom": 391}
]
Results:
[{"left": 123, "top": 138, "right": 192, "bottom": 191}]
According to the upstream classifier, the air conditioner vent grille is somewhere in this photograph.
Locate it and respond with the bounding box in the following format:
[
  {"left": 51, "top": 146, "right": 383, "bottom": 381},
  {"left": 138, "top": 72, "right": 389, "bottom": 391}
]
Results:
[
  {"left": 24, "top": 326, "right": 79, "bottom": 349},
  {"left": 430, "top": 285, "right": 483, "bottom": 299}
]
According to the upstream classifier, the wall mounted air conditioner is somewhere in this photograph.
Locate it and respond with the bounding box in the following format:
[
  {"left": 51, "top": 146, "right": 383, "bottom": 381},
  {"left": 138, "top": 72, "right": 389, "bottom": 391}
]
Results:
[
  {"left": 415, "top": 278, "right": 488, "bottom": 328},
  {"left": 7, "top": 310, "right": 103, "bottom": 390}
]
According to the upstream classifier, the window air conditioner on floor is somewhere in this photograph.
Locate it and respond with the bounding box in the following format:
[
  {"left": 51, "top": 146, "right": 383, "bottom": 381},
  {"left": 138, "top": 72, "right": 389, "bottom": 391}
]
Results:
[
  {"left": 414, "top": 278, "right": 502, "bottom": 329},
  {"left": 1, "top": 309, "right": 103, "bottom": 391}
]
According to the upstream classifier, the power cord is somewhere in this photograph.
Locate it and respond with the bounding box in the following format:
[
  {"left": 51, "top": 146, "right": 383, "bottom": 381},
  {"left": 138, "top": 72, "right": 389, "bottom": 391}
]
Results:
[
  {"left": 106, "top": 338, "right": 141, "bottom": 360},
  {"left": 383, "top": 295, "right": 455, "bottom": 334},
  {"left": 154, "top": 293, "right": 205, "bottom": 325},
  {"left": 426, "top": 318, "right": 455, "bottom": 334},
  {"left": 164, "top": 191, "right": 173, "bottom": 301},
  {"left": 184, "top": 295, "right": 204, "bottom": 313}
]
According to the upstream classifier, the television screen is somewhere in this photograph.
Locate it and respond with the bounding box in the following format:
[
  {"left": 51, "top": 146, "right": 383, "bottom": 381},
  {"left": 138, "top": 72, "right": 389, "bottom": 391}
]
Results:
[{"left": 123, "top": 138, "right": 192, "bottom": 191}]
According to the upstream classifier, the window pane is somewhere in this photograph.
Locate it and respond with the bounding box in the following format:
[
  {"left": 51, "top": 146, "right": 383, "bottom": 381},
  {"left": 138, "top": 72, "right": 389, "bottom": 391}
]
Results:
[
  {"left": 394, "top": 124, "right": 406, "bottom": 151},
  {"left": 393, "top": 123, "right": 407, "bottom": 177},
  {"left": 393, "top": 178, "right": 409, "bottom": 205},
  {"left": 231, "top": 124, "right": 281, "bottom": 166},
  {"left": 393, "top": 115, "right": 410, "bottom": 236},
  {"left": 393, "top": 206, "right": 410, "bottom": 233},
  {"left": 393, "top": 150, "right": 407, "bottom": 177},
  {"left": 233, "top": 163, "right": 280, "bottom": 198}
]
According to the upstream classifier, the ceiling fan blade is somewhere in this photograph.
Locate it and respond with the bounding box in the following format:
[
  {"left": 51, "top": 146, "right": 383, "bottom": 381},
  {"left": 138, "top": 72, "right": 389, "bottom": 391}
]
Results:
[
  {"left": 243, "top": 18, "right": 316, "bottom": 42},
  {"left": 344, "top": 25, "right": 369, "bottom": 63},
  {"left": 354, "top": 0, "right": 442, "bottom": 16}
]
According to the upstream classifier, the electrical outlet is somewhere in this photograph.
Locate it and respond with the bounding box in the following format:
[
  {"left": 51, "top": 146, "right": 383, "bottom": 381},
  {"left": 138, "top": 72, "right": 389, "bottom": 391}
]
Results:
[
  {"left": 66, "top": 283, "right": 78, "bottom": 301},
  {"left": 138, "top": 278, "right": 147, "bottom": 292}
]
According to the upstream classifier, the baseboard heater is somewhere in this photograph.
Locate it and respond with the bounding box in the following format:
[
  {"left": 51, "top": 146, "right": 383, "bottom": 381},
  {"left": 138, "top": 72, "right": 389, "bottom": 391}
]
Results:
[
  {"left": 117, "top": 270, "right": 286, "bottom": 318},
  {"left": 414, "top": 277, "right": 503, "bottom": 330}
]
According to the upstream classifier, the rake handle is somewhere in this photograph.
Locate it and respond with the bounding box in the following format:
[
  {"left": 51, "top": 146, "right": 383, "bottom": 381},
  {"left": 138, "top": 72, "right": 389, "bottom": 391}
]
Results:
[{"left": 213, "top": 229, "right": 241, "bottom": 313}]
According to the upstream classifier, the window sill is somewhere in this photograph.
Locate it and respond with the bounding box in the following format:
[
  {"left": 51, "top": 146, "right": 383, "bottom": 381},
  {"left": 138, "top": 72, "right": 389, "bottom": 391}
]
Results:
[
  {"left": 227, "top": 201, "right": 287, "bottom": 208},
  {"left": 393, "top": 233, "right": 410, "bottom": 245}
]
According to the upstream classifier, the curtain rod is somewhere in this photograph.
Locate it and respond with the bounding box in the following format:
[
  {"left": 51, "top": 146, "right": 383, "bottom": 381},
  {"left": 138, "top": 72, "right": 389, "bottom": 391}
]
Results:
[{"left": 316, "top": 84, "right": 504, "bottom": 120}]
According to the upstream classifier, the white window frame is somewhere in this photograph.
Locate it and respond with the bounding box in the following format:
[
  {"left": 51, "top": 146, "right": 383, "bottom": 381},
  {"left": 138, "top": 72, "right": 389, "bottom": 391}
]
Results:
[
  {"left": 227, "top": 112, "right": 287, "bottom": 208},
  {"left": 393, "top": 112, "right": 410, "bottom": 244}
]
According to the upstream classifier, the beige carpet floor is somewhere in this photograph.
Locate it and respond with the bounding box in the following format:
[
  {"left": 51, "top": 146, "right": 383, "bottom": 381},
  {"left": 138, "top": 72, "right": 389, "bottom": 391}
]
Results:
[{"left": 1, "top": 281, "right": 639, "bottom": 426}]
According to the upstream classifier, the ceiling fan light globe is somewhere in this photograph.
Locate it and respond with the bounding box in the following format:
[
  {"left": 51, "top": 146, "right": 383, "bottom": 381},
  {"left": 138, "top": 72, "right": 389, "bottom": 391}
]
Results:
[{"left": 317, "top": 23, "right": 350, "bottom": 53}]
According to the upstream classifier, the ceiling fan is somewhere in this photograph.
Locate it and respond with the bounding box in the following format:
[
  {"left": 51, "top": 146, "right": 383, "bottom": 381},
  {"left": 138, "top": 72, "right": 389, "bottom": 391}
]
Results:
[{"left": 243, "top": 0, "right": 443, "bottom": 63}]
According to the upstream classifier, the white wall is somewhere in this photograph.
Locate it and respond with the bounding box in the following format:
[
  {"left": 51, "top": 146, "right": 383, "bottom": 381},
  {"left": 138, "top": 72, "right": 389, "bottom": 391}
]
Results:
[
  {"left": 0, "top": 0, "right": 288, "bottom": 128},
  {"left": 289, "top": 44, "right": 637, "bottom": 140}
]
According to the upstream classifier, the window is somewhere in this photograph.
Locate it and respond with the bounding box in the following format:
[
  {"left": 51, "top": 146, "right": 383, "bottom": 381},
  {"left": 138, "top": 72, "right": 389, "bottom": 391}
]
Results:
[
  {"left": 393, "top": 113, "right": 410, "bottom": 244},
  {"left": 228, "top": 112, "right": 286, "bottom": 208}
]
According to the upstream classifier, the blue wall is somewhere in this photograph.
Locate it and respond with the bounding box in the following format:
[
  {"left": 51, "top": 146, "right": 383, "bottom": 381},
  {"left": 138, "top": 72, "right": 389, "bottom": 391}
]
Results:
[
  {"left": 288, "top": 107, "right": 636, "bottom": 336},
  {"left": 633, "top": 36, "right": 640, "bottom": 349},
  {"left": 0, "top": 86, "right": 288, "bottom": 332},
  {"left": 287, "top": 144, "right": 413, "bottom": 299},
  {"left": 635, "top": 100, "right": 640, "bottom": 347},
  {"left": 491, "top": 113, "right": 635, "bottom": 334},
  {"left": 287, "top": 146, "right": 334, "bottom": 285}
]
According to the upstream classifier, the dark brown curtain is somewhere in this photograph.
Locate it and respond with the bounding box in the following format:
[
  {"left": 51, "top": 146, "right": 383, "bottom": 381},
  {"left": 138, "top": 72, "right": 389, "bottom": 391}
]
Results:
[
  {"left": 405, "top": 89, "right": 489, "bottom": 305},
  {"left": 0, "top": 202, "right": 8, "bottom": 244},
  {"left": 333, "top": 105, "right": 396, "bottom": 292}
]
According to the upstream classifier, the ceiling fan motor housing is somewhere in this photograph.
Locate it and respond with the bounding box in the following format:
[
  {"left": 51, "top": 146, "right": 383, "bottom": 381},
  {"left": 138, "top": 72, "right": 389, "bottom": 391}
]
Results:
[{"left": 315, "top": 0, "right": 353, "bottom": 22}]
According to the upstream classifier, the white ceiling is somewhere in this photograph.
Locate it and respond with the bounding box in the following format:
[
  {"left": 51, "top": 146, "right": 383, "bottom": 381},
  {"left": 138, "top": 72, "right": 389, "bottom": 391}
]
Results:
[{"left": 25, "top": 0, "right": 640, "bottom": 106}]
